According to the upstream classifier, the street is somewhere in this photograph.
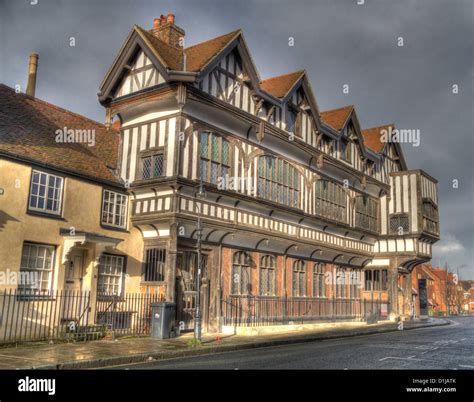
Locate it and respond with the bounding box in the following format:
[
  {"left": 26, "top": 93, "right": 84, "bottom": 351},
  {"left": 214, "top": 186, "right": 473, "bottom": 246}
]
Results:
[{"left": 114, "top": 317, "right": 474, "bottom": 369}]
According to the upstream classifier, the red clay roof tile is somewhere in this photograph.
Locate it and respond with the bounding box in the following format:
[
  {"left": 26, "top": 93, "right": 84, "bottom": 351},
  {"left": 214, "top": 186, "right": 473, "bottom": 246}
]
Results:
[{"left": 0, "top": 84, "right": 121, "bottom": 184}]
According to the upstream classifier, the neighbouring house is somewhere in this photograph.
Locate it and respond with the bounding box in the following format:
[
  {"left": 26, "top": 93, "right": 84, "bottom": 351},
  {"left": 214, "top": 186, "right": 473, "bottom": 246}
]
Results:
[{"left": 0, "top": 13, "right": 440, "bottom": 342}]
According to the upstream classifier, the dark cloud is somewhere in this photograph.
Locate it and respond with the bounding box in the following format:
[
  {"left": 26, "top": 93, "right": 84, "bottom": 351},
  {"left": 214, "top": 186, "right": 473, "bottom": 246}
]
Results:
[{"left": 1, "top": 0, "right": 472, "bottom": 277}]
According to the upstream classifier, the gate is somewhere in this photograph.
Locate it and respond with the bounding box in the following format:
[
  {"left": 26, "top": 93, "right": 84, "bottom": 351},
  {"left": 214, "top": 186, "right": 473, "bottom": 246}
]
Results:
[{"left": 175, "top": 252, "right": 208, "bottom": 331}]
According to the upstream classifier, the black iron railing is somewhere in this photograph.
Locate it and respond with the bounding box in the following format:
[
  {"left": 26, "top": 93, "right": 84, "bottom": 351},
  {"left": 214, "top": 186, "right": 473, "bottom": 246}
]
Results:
[
  {"left": 0, "top": 289, "right": 162, "bottom": 344},
  {"left": 222, "top": 295, "right": 389, "bottom": 327},
  {"left": 95, "top": 292, "right": 162, "bottom": 336}
]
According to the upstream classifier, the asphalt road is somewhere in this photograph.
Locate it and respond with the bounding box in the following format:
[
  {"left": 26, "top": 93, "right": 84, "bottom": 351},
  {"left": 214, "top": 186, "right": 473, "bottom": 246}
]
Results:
[{"left": 114, "top": 317, "right": 474, "bottom": 370}]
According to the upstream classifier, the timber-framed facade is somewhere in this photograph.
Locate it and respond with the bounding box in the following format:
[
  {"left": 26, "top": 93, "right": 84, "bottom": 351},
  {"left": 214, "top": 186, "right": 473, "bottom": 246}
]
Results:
[{"left": 0, "top": 13, "right": 440, "bottom": 339}]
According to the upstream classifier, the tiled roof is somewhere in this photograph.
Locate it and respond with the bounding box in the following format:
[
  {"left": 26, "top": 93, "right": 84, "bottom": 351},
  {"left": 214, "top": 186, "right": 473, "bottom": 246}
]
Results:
[
  {"left": 0, "top": 84, "right": 121, "bottom": 184},
  {"left": 135, "top": 25, "right": 183, "bottom": 70},
  {"left": 361, "top": 124, "right": 393, "bottom": 153},
  {"left": 260, "top": 70, "right": 305, "bottom": 99},
  {"left": 185, "top": 30, "right": 241, "bottom": 72},
  {"left": 320, "top": 105, "right": 354, "bottom": 131},
  {"left": 135, "top": 26, "right": 241, "bottom": 73}
]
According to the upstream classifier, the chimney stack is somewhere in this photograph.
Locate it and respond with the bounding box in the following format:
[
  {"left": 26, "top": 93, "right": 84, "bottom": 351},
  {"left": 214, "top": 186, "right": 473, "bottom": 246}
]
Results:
[
  {"left": 26, "top": 53, "right": 39, "bottom": 97},
  {"left": 150, "top": 13, "right": 185, "bottom": 48}
]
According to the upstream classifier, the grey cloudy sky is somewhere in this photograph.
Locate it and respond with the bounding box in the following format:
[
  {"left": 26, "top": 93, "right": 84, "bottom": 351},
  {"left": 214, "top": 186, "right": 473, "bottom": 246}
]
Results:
[{"left": 1, "top": 0, "right": 473, "bottom": 278}]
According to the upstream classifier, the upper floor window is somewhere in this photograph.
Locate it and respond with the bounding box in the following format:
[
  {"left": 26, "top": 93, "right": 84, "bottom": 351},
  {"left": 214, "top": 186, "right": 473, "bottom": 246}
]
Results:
[
  {"left": 259, "top": 255, "right": 276, "bottom": 296},
  {"left": 101, "top": 190, "right": 128, "bottom": 229},
  {"left": 29, "top": 170, "right": 64, "bottom": 215},
  {"left": 200, "top": 132, "right": 230, "bottom": 185},
  {"left": 422, "top": 199, "right": 439, "bottom": 234},
  {"left": 231, "top": 251, "right": 251, "bottom": 295},
  {"left": 312, "top": 263, "right": 326, "bottom": 298},
  {"left": 292, "top": 260, "right": 306, "bottom": 297},
  {"left": 389, "top": 213, "right": 409, "bottom": 235},
  {"left": 140, "top": 152, "right": 164, "bottom": 179},
  {"left": 340, "top": 140, "right": 351, "bottom": 162},
  {"left": 355, "top": 196, "right": 379, "bottom": 232},
  {"left": 258, "top": 156, "right": 300, "bottom": 208},
  {"left": 286, "top": 106, "right": 298, "bottom": 134},
  {"left": 314, "top": 180, "right": 347, "bottom": 223},
  {"left": 19, "top": 242, "right": 55, "bottom": 294}
]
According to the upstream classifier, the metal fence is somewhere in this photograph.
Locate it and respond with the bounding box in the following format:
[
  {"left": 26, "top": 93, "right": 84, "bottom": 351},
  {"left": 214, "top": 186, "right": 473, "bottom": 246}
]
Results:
[
  {"left": 95, "top": 292, "right": 162, "bottom": 337},
  {"left": 222, "top": 295, "right": 389, "bottom": 327},
  {"left": 0, "top": 289, "right": 161, "bottom": 344},
  {"left": 0, "top": 290, "right": 92, "bottom": 343}
]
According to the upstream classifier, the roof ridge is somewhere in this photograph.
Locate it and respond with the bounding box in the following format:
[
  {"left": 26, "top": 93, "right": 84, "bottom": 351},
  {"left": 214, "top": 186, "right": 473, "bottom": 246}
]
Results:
[
  {"left": 0, "top": 83, "right": 116, "bottom": 131},
  {"left": 135, "top": 24, "right": 184, "bottom": 52},
  {"left": 320, "top": 105, "right": 354, "bottom": 113},
  {"left": 184, "top": 29, "right": 241, "bottom": 51},
  {"left": 363, "top": 123, "right": 395, "bottom": 131},
  {"left": 260, "top": 69, "right": 305, "bottom": 83}
]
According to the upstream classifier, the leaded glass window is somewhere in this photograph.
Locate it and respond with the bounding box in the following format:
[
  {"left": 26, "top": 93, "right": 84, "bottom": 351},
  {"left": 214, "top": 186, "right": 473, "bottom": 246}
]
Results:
[
  {"left": 258, "top": 156, "right": 300, "bottom": 208},
  {"left": 355, "top": 196, "right": 379, "bottom": 232},
  {"left": 292, "top": 260, "right": 306, "bottom": 297},
  {"left": 231, "top": 251, "right": 251, "bottom": 295},
  {"left": 200, "top": 132, "right": 230, "bottom": 185},
  {"left": 312, "top": 263, "right": 326, "bottom": 297},
  {"left": 314, "top": 180, "right": 347, "bottom": 223},
  {"left": 259, "top": 255, "right": 276, "bottom": 296}
]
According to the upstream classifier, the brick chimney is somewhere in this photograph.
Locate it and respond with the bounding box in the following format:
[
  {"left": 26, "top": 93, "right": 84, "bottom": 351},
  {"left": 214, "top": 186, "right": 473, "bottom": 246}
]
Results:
[
  {"left": 26, "top": 53, "right": 39, "bottom": 97},
  {"left": 151, "top": 13, "right": 185, "bottom": 48}
]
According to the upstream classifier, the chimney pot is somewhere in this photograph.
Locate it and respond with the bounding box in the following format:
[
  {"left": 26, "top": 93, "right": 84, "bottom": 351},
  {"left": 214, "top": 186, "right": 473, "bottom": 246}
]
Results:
[
  {"left": 167, "top": 14, "right": 175, "bottom": 24},
  {"left": 160, "top": 14, "right": 167, "bottom": 25},
  {"left": 26, "top": 52, "right": 39, "bottom": 97},
  {"left": 153, "top": 18, "right": 161, "bottom": 29}
]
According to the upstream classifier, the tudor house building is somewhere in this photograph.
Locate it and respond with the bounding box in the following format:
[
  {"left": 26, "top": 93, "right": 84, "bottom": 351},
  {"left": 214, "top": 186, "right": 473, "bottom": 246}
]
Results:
[{"left": 0, "top": 14, "right": 439, "bottom": 337}]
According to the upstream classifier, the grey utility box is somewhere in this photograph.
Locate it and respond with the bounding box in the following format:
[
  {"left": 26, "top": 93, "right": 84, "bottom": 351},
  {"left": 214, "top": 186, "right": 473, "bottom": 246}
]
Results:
[{"left": 150, "top": 302, "right": 176, "bottom": 339}]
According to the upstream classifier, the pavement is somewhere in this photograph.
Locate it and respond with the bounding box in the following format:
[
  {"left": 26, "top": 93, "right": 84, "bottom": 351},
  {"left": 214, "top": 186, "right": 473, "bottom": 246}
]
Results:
[
  {"left": 0, "top": 317, "right": 451, "bottom": 370},
  {"left": 120, "top": 316, "right": 474, "bottom": 370}
]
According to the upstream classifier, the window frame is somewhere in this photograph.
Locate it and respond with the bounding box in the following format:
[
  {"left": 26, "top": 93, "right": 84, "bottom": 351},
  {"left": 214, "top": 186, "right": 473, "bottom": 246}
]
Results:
[
  {"left": 312, "top": 262, "right": 326, "bottom": 298},
  {"left": 231, "top": 251, "right": 252, "bottom": 296},
  {"left": 292, "top": 260, "right": 306, "bottom": 297},
  {"left": 143, "top": 247, "right": 166, "bottom": 283},
  {"left": 354, "top": 196, "right": 379, "bottom": 232},
  {"left": 258, "top": 155, "right": 300, "bottom": 209},
  {"left": 101, "top": 189, "right": 128, "bottom": 230},
  {"left": 200, "top": 132, "right": 231, "bottom": 186},
  {"left": 259, "top": 254, "right": 276, "bottom": 296},
  {"left": 28, "top": 170, "right": 64, "bottom": 216},
  {"left": 18, "top": 242, "right": 56, "bottom": 295},
  {"left": 97, "top": 254, "right": 126, "bottom": 297},
  {"left": 139, "top": 149, "right": 165, "bottom": 180},
  {"left": 314, "top": 180, "right": 348, "bottom": 224}
]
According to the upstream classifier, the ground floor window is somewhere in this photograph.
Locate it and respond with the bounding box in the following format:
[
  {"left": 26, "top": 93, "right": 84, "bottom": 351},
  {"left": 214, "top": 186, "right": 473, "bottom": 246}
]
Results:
[
  {"left": 312, "top": 263, "right": 326, "bottom": 297},
  {"left": 259, "top": 255, "right": 276, "bottom": 296},
  {"left": 19, "top": 242, "right": 55, "bottom": 294},
  {"left": 364, "top": 269, "right": 388, "bottom": 291},
  {"left": 98, "top": 254, "right": 125, "bottom": 296},
  {"left": 335, "top": 266, "right": 346, "bottom": 298},
  {"left": 143, "top": 248, "right": 166, "bottom": 282},
  {"left": 292, "top": 260, "right": 306, "bottom": 297},
  {"left": 231, "top": 251, "right": 251, "bottom": 295}
]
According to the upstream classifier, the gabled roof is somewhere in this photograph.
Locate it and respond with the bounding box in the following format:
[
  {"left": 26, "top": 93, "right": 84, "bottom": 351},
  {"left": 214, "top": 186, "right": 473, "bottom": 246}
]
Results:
[
  {"left": 361, "top": 124, "right": 394, "bottom": 153},
  {"left": 260, "top": 70, "right": 305, "bottom": 99},
  {"left": 0, "top": 84, "right": 121, "bottom": 185},
  {"left": 320, "top": 105, "right": 354, "bottom": 131},
  {"left": 135, "top": 25, "right": 183, "bottom": 70},
  {"left": 185, "top": 29, "right": 241, "bottom": 72}
]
